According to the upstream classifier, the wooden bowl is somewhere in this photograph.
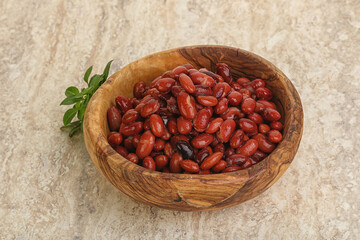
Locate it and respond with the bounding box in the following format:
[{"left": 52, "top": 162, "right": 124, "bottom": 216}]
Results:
[{"left": 83, "top": 45, "right": 303, "bottom": 211}]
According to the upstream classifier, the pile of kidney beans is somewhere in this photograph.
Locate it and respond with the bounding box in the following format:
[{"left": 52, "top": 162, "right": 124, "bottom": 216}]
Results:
[{"left": 106, "top": 63, "right": 283, "bottom": 174}]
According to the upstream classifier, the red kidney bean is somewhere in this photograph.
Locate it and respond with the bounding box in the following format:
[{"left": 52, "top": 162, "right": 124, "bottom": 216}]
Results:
[
  {"left": 115, "top": 146, "right": 128, "bottom": 158},
  {"left": 248, "top": 113, "right": 263, "bottom": 124},
  {"left": 230, "top": 82, "right": 242, "bottom": 91},
  {"left": 193, "top": 109, "right": 211, "bottom": 132},
  {"left": 132, "top": 134, "right": 141, "bottom": 148},
  {"left": 166, "top": 97, "right": 180, "bottom": 115},
  {"left": 179, "top": 73, "right": 195, "bottom": 94},
  {"left": 252, "top": 79, "right": 265, "bottom": 89},
  {"left": 177, "top": 91, "right": 197, "bottom": 119},
  {"left": 163, "top": 142, "right": 174, "bottom": 158},
  {"left": 155, "top": 155, "right": 169, "bottom": 171},
  {"left": 239, "top": 88, "right": 252, "bottom": 99},
  {"left": 222, "top": 166, "right": 242, "bottom": 173},
  {"left": 108, "top": 132, "right": 123, "bottom": 147},
  {"left": 252, "top": 133, "right": 276, "bottom": 153},
  {"left": 200, "top": 70, "right": 222, "bottom": 83},
  {"left": 217, "top": 119, "right": 236, "bottom": 143},
  {"left": 171, "top": 85, "right": 183, "bottom": 97},
  {"left": 237, "top": 77, "right": 250, "bottom": 85},
  {"left": 239, "top": 118, "right": 257, "bottom": 133},
  {"left": 176, "top": 140, "right": 195, "bottom": 159},
  {"left": 133, "top": 81, "right": 146, "bottom": 99},
  {"left": 198, "top": 169, "right": 211, "bottom": 174},
  {"left": 120, "top": 121, "right": 143, "bottom": 136},
  {"left": 154, "top": 138, "right": 165, "bottom": 151},
  {"left": 227, "top": 91, "right": 243, "bottom": 106},
  {"left": 162, "top": 70, "right": 175, "bottom": 79},
  {"left": 230, "top": 129, "right": 245, "bottom": 149},
  {"left": 196, "top": 95, "right": 218, "bottom": 107},
  {"left": 215, "top": 98, "right": 229, "bottom": 114},
  {"left": 191, "top": 133, "right": 214, "bottom": 149},
  {"left": 182, "top": 64, "right": 195, "bottom": 70},
  {"left": 216, "top": 63, "right": 232, "bottom": 83},
  {"left": 256, "top": 100, "right": 276, "bottom": 112},
  {"left": 140, "top": 99, "right": 160, "bottom": 117},
  {"left": 258, "top": 123, "right": 270, "bottom": 134},
  {"left": 155, "top": 78, "right": 176, "bottom": 92},
  {"left": 270, "top": 121, "right": 283, "bottom": 131},
  {"left": 212, "top": 160, "right": 227, "bottom": 173},
  {"left": 194, "top": 148, "right": 210, "bottom": 164},
  {"left": 169, "top": 152, "right": 183, "bottom": 173},
  {"left": 143, "top": 118, "right": 150, "bottom": 131},
  {"left": 201, "top": 152, "right": 223, "bottom": 170},
  {"left": 149, "top": 114, "right": 165, "bottom": 137},
  {"left": 213, "top": 83, "right": 225, "bottom": 98},
  {"left": 107, "top": 106, "right": 122, "bottom": 131},
  {"left": 263, "top": 108, "right": 281, "bottom": 121},
  {"left": 226, "top": 154, "right": 248, "bottom": 166},
  {"left": 206, "top": 118, "right": 223, "bottom": 134},
  {"left": 267, "top": 130, "right": 283, "bottom": 143},
  {"left": 194, "top": 85, "right": 212, "bottom": 96},
  {"left": 213, "top": 143, "right": 225, "bottom": 153},
  {"left": 239, "top": 159, "right": 253, "bottom": 169},
  {"left": 122, "top": 109, "right": 139, "bottom": 124},
  {"left": 221, "top": 107, "right": 244, "bottom": 120},
  {"left": 224, "top": 147, "right": 235, "bottom": 158},
  {"left": 167, "top": 118, "right": 178, "bottom": 135},
  {"left": 172, "top": 66, "right": 188, "bottom": 77},
  {"left": 180, "top": 160, "right": 199, "bottom": 173},
  {"left": 126, "top": 153, "right": 139, "bottom": 164},
  {"left": 241, "top": 98, "right": 256, "bottom": 114},
  {"left": 115, "top": 96, "right": 132, "bottom": 114},
  {"left": 136, "top": 130, "right": 155, "bottom": 159},
  {"left": 255, "top": 87, "right": 273, "bottom": 100},
  {"left": 143, "top": 156, "right": 156, "bottom": 171},
  {"left": 177, "top": 116, "right": 192, "bottom": 135},
  {"left": 248, "top": 156, "right": 258, "bottom": 165},
  {"left": 161, "top": 128, "right": 171, "bottom": 141},
  {"left": 123, "top": 137, "right": 135, "bottom": 152},
  {"left": 252, "top": 150, "right": 268, "bottom": 161},
  {"left": 237, "top": 139, "right": 258, "bottom": 156}
]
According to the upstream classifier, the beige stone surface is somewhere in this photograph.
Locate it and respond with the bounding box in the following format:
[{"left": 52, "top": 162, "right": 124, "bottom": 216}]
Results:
[{"left": 0, "top": 0, "right": 359, "bottom": 239}]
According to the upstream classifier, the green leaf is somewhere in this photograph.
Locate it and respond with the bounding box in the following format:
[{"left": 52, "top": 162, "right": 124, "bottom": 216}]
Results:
[
  {"left": 63, "top": 108, "right": 78, "bottom": 126},
  {"left": 60, "top": 120, "right": 81, "bottom": 130},
  {"left": 84, "top": 66, "right": 93, "bottom": 84},
  {"left": 65, "top": 86, "right": 79, "bottom": 97},
  {"left": 77, "top": 106, "right": 86, "bottom": 121},
  {"left": 60, "top": 95, "right": 83, "bottom": 105},
  {"left": 69, "top": 124, "right": 82, "bottom": 137},
  {"left": 102, "top": 60, "right": 113, "bottom": 80},
  {"left": 88, "top": 74, "right": 102, "bottom": 88}
]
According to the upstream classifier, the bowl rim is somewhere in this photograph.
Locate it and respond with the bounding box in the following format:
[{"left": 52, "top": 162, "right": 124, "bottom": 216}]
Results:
[{"left": 84, "top": 45, "right": 303, "bottom": 182}]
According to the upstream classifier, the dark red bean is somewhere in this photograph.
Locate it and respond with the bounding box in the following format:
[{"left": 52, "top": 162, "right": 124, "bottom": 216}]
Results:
[
  {"left": 120, "top": 121, "right": 144, "bottom": 136},
  {"left": 115, "top": 146, "right": 128, "bottom": 158},
  {"left": 155, "top": 155, "right": 169, "bottom": 171},
  {"left": 149, "top": 114, "right": 165, "bottom": 137},
  {"left": 136, "top": 130, "right": 155, "bottom": 159},
  {"left": 141, "top": 99, "right": 160, "bottom": 117},
  {"left": 267, "top": 130, "right": 283, "bottom": 143},
  {"left": 227, "top": 91, "right": 243, "bottom": 106},
  {"left": 270, "top": 121, "right": 283, "bottom": 131},
  {"left": 132, "top": 134, "right": 141, "bottom": 148},
  {"left": 214, "top": 98, "right": 229, "bottom": 115},
  {"left": 258, "top": 123, "right": 270, "bottom": 134},
  {"left": 221, "top": 107, "right": 244, "bottom": 120},
  {"left": 252, "top": 79, "right": 265, "bottom": 89},
  {"left": 166, "top": 97, "right": 181, "bottom": 115},
  {"left": 237, "top": 77, "right": 250, "bottom": 85},
  {"left": 239, "top": 118, "right": 257, "bottom": 133},
  {"left": 201, "top": 152, "right": 223, "bottom": 170},
  {"left": 252, "top": 133, "right": 276, "bottom": 153},
  {"left": 122, "top": 109, "right": 139, "bottom": 124},
  {"left": 133, "top": 81, "right": 146, "bottom": 99},
  {"left": 191, "top": 133, "right": 214, "bottom": 149},
  {"left": 194, "top": 85, "right": 212, "bottom": 96},
  {"left": 171, "top": 85, "right": 183, "bottom": 97},
  {"left": 177, "top": 91, "right": 197, "bottom": 119},
  {"left": 177, "top": 116, "right": 192, "bottom": 135},
  {"left": 193, "top": 109, "right": 211, "bottom": 132},
  {"left": 172, "top": 66, "right": 188, "bottom": 77},
  {"left": 108, "top": 132, "right": 123, "bottom": 147},
  {"left": 230, "top": 129, "right": 245, "bottom": 149},
  {"left": 226, "top": 154, "right": 248, "bottom": 166},
  {"left": 255, "top": 87, "right": 273, "bottom": 100},
  {"left": 263, "top": 108, "right": 281, "bottom": 121},
  {"left": 179, "top": 73, "right": 195, "bottom": 93},
  {"left": 239, "top": 88, "right": 252, "bottom": 99},
  {"left": 252, "top": 150, "right": 268, "bottom": 161},
  {"left": 222, "top": 166, "right": 242, "bottom": 173},
  {"left": 115, "top": 96, "right": 132, "bottom": 114},
  {"left": 241, "top": 98, "right": 256, "bottom": 114},
  {"left": 176, "top": 140, "right": 195, "bottom": 160},
  {"left": 163, "top": 142, "right": 174, "bottom": 158},
  {"left": 239, "top": 159, "right": 253, "bottom": 169},
  {"left": 154, "top": 138, "right": 165, "bottom": 151},
  {"left": 217, "top": 119, "right": 236, "bottom": 143},
  {"left": 213, "top": 83, "right": 225, "bottom": 99},
  {"left": 196, "top": 96, "right": 218, "bottom": 107},
  {"left": 211, "top": 160, "right": 227, "bottom": 173},
  {"left": 143, "top": 156, "right": 156, "bottom": 171},
  {"left": 180, "top": 160, "right": 199, "bottom": 173},
  {"left": 167, "top": 118, "right": 178, "bottom": 135},
  {"left": 194, "top": 148, "right": 210, "bottom": 164},
  {"left": 170, "top": 153, "right": 183, "bottom": 173},
  {"left": 205, "top": 118, "right": 223, "bottom": 134},
  {"left": 247, "top": 113, "right": 263, "bottom": 124},
  {"left": 213, "top": 143, "right": 225, "bottom": 153},
  {"left": 237, "top": 139, "right": 258, "bottom": 156},
  {"left": 155, "top": 78, "right": 176, "bottom": 92},
  {"left": 224, "top": 147, "right": 235, "bottom": 158},
  {"left": 216, "top": 63, "right": 232, "bottom": 83},
  {"left": 107, "top": 106, "right": 122, "bottom": 131},
  {"left": 126, "top": 153, "right": 139, "bottom": 164},
  {"left": 123, "top": 137, "right": 135, "bottom": 152}
]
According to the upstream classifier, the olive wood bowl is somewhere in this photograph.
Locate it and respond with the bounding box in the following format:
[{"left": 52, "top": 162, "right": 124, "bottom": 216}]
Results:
[{"left": 83, "top": 45, "right": 303, "bottom": 211}]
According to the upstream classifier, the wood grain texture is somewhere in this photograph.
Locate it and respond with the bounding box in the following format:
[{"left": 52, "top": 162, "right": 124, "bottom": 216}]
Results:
[{"left": 83, "top": 45, "right": 303, "bottom": 211}]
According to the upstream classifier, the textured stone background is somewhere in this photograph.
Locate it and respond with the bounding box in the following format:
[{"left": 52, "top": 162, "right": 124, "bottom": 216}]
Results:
[{"left": 1, "top": 0, "right": 359, "bottom": 239}]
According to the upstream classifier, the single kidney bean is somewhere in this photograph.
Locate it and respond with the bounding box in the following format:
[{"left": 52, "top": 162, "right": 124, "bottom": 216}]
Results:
[
  {"left": 167, "top": 118, "right": 178, "bottom": 135},
  {"left": 180, "top": 160, "right": 199, "bottom": 173},
  {"left": 142, "top": 156, "right": 156, "bottom": 171},
  {"left": 136, "top": 130, "right": 155, "bottom": 159},
  {"left": 239, "top": 118, "right": 257, "bottom": 133},
  {"left": 227, "top": 91, "right": 243, "bottom": 106},
  {"left": 263, "top": 108, "right": 281, "bottom": 121},
  {"left": 226, "top": 154, "right": 248, "bottom": 166},
  {"left": 255, "top": 87, "right": 273, "bottom": 100},
  {"left": 217, "top": 119, "right": 236, "bottom": 143},
  {"left": 108, "top": 132, "right": 123, "bottom": 147},
  {"left": 214, "top": 98, "right": 229, "bottom": 115},
  {"left": 155, "top": 78, "right": 176, "bottom": 92},
  {"left": 258, "top": 123, "right": 270, "bottom": 134},
  {"left": 155, "top": 155, "right": 169, "bottom": 171},
  {"left": 251, "top": 79, "right": 265, "bottom": 89},
  {"left": 182, "top": 63, "right": 195, "bottom": 70},
  {"left": 222, "top": 166, "right": 242, "bottom": 173},
  {"left": 162, "top": 70, "right": 175, "bottom": 79},
  {"left": 172, "top": 66, "right": 188, "bottom": 77},
  {"left": 141, "top": 99, "right": 160, "bottom": 117},
  {"left": 122, "top": 109, "right": 139, "bottom": 124},
  {"left": 194, "top": 148, "right": 210, "bottom": 164},
  {"left": 126, "top": 153, "right": 139, "bottom": 164},
  {"left": 200, "top": 152, "right": 223, "bottom": 170},
  {"left": 161, "top": 128, "right": 171, "bottom": 141},
  {"left": 189, "top": 71, "right": 213, "bottom": 86},
  {"left": 115, "top": 96, "right": 132, "bottom": 114},
  {"left": 200, "top": 70, "right": 222, "bottom": 83},
  {"left": 267, "top": 130, "right": 283, "bottom": 143},
  {"left": 107, "top": 106, "right": 122, "bottom": 131},
  {"left": 237, "top": 139, "right": 258, "bottom": 156},
  {"left": 252, "top": 133, "right": 276, "bottom": 153},
  {"left": 230, "top": 129, "right": 245, "bottom": 149},
  {"left": 230, "top": 82, "right": 242, "bottom": 91},
  {"left": 221, "top": 107, "right": 244, "bottom": 120},
  {"left": 163, "top": 142, "right": 174, "bottom": 158},
  {"left": 213, "top": 83, "right": 225, "bottom": 98},
  {"left": 198, "top": 169, "right": 211, "bottom": 174},
  {"left": 252, "top": 150, "right": 268, "bottom": 161},
  {"left": 132, "top": 134, "right": 141, "bottom": 148},
  {"left": 133, "top": 81, "right": 146, "bottom": 99},
  {"left": 196, "top": 95, "right": 218, "bottom": 107},
  {"left": 244, "top": 84, "right": 255, "bottom": 94},
  {"left": 248, "top": 113, "right": 263, "bottom": 124},
  {"left": 123, "top": 137, "right": 135, "bottom": 152},
  {"left": 177, "top": 116, "right": 193, "bottom": 135},
  {"left": 149, "top": 114, "right": 165, "bottom": 137},
  {"left": 194, "top": 85, "right": 212, "bottom": 96},
  {"left": 176, "top": 140, "right": 195, "bottom": 159},
  {"left": 193, "top": 109, "right": 211, "bottom": 132},
  {"left": 241, "top": 98, "right": 256, "bottom": 114},
  {"left": 171, "top": 85, "right": 183, "bottom": 97},
  {"left": 237, "top": 77, "right": 250, "bottom": 85},
  {"left": 169, "top": 153, "right": 183, "bottom": 173},
  {"left": 179, "top": 73, "right": 195, "bottom": 94},
  {"left": 216, "top": 63, "right": 232, "bottom": 83},
  {"left": 205, "top": 146, "right": 213, "bottom": 154},
  {"left": 115, "top": 146, "right": 128, "bottom": 158},
  {"left": 224, "top": 147, "right": 235, "bottom": 158},
  {"left": 177, "top": 91, "right": 197, "bottom": 119},
  {"left": 270, "top": 121, "right": 283, "bottom": 131},
  {"left": 213, "top": 143, "right": 225, "bottom": 153},
  {"left": 206, "top": 118, "right": 223, "bottom": 134},
  {"left": 239, "top": 159, "right": 253, "bottom": 169},
  {"left": 212, "top": 160, "right": 227, "bottom": 173},
  {"left": 256, "top": 100, "right": 276, "bottom": 112},
  {"left": 120, "top": 121, "right": 144, "bottom": 136},
  {"left": 154, "top": 138, "right": 165, "bottom": 151},
  {"left": 191, "top": 133, "right": 214, "bottom": 149}
]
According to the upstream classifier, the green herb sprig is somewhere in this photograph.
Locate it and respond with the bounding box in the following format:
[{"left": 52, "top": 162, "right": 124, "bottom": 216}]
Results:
[{"left": 60, "top": 60, "right": 113, "bottom": 137}]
